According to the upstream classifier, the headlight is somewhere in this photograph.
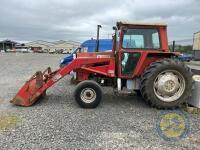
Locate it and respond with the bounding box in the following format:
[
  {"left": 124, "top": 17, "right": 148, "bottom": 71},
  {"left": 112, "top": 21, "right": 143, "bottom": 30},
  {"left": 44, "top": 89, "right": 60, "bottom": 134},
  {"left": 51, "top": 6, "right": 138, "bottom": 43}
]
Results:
[
  {"left": 60, "top": 59, "right": 64, "bottom": 64},
  {"left": 73, "top": 54, "right": 76, "bottom": 59}
]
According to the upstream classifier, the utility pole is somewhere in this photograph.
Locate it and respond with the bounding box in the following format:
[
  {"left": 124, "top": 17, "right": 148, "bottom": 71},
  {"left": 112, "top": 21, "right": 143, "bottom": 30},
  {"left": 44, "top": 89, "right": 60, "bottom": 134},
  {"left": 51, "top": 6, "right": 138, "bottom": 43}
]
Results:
[{"left": 96, "top": 25, "right": 102, "bottom": 52}]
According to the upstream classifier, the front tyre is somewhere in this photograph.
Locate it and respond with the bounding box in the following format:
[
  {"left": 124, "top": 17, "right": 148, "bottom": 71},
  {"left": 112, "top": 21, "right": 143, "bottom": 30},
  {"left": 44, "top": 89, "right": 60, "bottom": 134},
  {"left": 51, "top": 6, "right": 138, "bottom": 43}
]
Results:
[
  {"left": 74, "top": 80, "right": 102, "bottom": 108},
  {"left": 140, "top": 58, "right": 193, "bottom": 109}
]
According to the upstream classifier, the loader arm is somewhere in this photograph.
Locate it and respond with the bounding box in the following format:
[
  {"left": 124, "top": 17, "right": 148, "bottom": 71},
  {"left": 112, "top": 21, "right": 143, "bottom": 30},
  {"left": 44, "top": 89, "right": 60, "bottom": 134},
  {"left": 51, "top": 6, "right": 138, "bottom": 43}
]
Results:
[
  {"left": 42, "top": 58, "right": 112, "bottom": 90},
  {"left": 10, "top": 57, "right": 112, "bottom": 106}
]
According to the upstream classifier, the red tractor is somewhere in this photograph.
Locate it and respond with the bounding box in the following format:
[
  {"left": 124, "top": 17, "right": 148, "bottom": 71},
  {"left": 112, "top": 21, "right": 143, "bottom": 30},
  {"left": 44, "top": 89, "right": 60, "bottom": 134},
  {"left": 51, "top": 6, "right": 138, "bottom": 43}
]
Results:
[{"left": 11, "top": 21, "right": 193, "bottom": 109}]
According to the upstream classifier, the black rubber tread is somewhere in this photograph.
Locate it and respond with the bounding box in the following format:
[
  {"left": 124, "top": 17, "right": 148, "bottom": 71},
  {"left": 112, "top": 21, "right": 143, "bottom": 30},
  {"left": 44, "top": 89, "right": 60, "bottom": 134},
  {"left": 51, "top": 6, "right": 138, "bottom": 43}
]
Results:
[
  {"left": 74, "top": 80, "right": 102, "bottom": 108},
  {"left": 134, "top": 90, "right": 142, "bottom": 96},
  {"left": 140, "top": 58, "right": 193, "bottom": 109}
]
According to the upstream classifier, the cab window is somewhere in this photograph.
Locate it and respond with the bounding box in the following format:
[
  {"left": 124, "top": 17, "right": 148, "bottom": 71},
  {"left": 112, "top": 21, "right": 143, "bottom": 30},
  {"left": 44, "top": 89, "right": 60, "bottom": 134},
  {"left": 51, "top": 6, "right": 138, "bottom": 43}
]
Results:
[{"left": 122, "top": 29, "right": 160, "bottom": 49}]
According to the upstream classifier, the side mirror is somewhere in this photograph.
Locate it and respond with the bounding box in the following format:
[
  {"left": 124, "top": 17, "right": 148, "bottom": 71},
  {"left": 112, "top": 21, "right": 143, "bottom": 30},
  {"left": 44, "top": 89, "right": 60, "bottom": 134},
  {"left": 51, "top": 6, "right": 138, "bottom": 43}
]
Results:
[{"left": 112, "top": 26, "right": 117, "bottom": 30}]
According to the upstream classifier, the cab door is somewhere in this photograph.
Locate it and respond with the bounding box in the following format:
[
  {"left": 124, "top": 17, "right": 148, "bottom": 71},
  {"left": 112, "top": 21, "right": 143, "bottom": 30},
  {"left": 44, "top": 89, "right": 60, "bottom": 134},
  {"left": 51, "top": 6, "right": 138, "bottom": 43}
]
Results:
[
  {"left": 118, "top": 30, "right": 143, "bottom": 78},
  {"left": 119, "top": 51, "right": 141, "bottom": 78},
  {"left": 118, "top": 28, "right": 160, "bottom": 78}
]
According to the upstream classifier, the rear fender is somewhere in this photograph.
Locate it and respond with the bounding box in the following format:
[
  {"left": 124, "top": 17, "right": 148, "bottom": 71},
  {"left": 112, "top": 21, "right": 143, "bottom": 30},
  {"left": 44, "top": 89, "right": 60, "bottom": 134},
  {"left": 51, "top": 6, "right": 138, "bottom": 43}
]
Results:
[{"left": 133, "top": 52, "right": 178, "bottom": 77}]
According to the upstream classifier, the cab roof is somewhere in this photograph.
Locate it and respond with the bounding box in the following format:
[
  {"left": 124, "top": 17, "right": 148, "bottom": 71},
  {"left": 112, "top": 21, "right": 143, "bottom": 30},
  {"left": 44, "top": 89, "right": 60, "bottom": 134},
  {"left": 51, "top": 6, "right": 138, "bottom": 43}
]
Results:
[{"left": 117, "top": 21, "right": 167, "bottom": 29}]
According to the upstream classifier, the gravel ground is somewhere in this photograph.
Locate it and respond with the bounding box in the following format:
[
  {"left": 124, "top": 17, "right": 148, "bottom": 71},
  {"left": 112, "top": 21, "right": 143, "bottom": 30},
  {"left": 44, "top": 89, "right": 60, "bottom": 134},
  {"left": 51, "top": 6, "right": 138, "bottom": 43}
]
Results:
[{"left": 0, "top": 53, "right": 199, "bottom": 150}]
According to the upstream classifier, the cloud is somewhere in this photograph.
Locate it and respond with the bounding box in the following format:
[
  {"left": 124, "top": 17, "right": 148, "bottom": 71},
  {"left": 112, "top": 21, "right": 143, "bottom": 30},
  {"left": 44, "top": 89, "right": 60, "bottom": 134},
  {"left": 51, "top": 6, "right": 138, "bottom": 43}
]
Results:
[{"left": 0, "top": 0, "right": 199, "bottom": 42}]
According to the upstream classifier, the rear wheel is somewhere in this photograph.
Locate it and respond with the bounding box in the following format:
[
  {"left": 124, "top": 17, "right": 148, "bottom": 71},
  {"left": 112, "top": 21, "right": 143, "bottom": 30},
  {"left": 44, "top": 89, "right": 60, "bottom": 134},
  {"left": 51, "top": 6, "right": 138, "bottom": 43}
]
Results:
[
  {"left": 140, "top": 58, "right": 193, "bottom": 109},
  {"left": 74, "top": 80, "right": 102, "bottom": 108}
]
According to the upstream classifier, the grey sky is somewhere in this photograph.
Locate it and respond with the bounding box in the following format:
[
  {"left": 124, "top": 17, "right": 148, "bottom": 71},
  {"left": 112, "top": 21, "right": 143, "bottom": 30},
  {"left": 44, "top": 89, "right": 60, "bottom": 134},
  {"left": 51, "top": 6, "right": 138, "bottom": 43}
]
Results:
[{"left": 0, "top": 0, "right": 199, "bottom": 43}]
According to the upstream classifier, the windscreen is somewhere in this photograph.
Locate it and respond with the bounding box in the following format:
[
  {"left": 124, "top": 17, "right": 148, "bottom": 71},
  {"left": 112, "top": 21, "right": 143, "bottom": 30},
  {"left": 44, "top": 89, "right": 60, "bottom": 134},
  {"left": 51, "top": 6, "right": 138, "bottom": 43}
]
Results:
[{"left": 122, "top": 28, "right": 160, "bottom": 49}]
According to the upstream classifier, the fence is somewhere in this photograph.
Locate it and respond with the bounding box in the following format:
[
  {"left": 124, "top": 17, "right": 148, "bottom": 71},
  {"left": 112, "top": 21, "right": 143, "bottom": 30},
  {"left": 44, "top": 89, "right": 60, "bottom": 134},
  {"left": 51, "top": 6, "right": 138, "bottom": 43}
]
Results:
[{"left": 168, "top": 38, "right": 198, "bottom": 54}]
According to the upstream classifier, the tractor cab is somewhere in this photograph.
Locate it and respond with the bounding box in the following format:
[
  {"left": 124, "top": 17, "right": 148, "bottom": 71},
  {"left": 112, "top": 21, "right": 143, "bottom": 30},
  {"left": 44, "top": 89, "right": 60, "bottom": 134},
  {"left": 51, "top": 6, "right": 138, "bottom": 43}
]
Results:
[
  {"left": 114, "top": 22, "right": 168, "bottom": 52},
  {"left": 112, "top": 22, "right": 173, "bottom": 79}
]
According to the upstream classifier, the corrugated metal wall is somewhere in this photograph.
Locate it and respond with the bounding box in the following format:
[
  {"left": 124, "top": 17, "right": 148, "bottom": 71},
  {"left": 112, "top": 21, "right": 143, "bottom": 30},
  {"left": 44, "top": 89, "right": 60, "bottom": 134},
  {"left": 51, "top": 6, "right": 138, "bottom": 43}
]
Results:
[
  {"left": 194, "top": 50, "right": 200, "bottom": 60},
  {"left": 193, "top": 32, "right": 200, "bottom": 50},
  {"left": 193, "top": 32, "right": 200, "bottom": 60}
]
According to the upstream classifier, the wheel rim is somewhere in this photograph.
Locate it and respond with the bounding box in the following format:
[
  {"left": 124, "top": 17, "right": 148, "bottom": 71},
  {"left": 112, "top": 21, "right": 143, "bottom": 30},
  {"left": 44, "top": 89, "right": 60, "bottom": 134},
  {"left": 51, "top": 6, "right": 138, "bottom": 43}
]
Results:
[
  {"left": 153, "top": 70, "right": 186, "bottom": 102},
  {"left": 80, "top": 88, "right": 97, "bottom": 103}
]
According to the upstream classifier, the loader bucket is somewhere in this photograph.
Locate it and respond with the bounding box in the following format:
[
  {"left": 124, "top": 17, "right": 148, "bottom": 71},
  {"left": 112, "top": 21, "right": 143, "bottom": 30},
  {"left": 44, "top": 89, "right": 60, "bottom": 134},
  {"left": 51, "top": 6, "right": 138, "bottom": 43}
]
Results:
[{"left": 10, "top": 68, "right": 52, "bottom": 106}]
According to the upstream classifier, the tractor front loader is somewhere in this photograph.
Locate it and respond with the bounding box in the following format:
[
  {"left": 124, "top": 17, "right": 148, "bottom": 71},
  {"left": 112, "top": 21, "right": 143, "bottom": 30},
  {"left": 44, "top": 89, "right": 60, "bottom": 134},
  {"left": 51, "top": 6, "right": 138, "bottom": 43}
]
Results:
[{"left": 10, "top": 22, "right": 193, "bottom": 109}]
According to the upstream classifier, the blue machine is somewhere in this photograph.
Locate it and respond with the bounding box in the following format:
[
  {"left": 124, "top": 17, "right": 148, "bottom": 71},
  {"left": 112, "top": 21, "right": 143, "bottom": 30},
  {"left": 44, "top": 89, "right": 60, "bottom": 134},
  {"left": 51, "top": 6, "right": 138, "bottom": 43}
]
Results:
[
  {"left": 81, "top": 39, "right": 113, "bottom": 52},
  {"left": 59, "top": 48, "right": 81, "bottom": 67},
  {"left": 178, "top": 54, "right": 193, "bottom": 62},
  {"left": 60, "top": 39, "right": 113, "bottom": 67}
]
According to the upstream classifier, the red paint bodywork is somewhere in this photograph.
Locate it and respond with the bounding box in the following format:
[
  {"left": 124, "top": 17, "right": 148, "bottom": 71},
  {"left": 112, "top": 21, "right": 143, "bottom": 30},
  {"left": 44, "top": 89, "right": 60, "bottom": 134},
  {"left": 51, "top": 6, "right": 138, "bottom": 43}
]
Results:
[
  {"left": 74, "top": 22, "right": 177, "bottom": 79},
  {"left": 11, "top": 57, "right": 115, "bottom": 106},
  {"left": 11, "top": 22, "right": 179, "bottom": 106}
]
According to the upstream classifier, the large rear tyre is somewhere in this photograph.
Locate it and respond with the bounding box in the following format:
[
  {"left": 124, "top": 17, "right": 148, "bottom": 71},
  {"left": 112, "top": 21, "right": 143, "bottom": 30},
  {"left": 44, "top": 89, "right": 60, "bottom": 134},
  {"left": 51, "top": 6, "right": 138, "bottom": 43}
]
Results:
[
  {"left": 140, "top": 58, "right": 193, "bottom": 109},
  {"left": 74, "top": 80, "right": 102, "bottom": 108}
]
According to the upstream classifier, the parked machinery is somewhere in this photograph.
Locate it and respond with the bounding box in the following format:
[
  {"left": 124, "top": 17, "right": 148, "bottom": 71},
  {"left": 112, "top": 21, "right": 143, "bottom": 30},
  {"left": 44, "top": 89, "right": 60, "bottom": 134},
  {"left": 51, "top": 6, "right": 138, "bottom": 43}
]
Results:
[{"left": 11, "top": 22, "right": 193, "bottom": 109}]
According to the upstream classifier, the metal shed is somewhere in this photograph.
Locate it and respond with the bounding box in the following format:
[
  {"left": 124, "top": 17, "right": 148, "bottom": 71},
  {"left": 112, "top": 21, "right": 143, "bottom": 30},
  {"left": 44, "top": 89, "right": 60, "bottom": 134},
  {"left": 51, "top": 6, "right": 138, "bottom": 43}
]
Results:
[
  {"left": 0, "top": 40, "right": 17, "bottom": 51},
  {"left": 193, "top": 31, "right": 200, "bottom": 60}
]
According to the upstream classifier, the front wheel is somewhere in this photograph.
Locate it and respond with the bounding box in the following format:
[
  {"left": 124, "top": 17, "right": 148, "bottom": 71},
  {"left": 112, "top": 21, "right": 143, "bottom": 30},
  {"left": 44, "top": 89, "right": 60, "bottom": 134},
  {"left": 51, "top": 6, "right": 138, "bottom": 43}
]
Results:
[
  {"left": 140, "top": 58, "right": 193, "bottom": 109},
  {"left": 74, "top": 80, "right": 102, "bottom": 108}
]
